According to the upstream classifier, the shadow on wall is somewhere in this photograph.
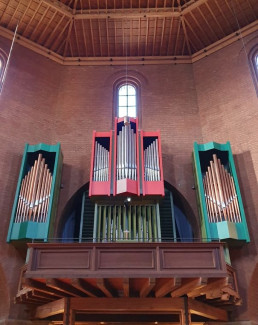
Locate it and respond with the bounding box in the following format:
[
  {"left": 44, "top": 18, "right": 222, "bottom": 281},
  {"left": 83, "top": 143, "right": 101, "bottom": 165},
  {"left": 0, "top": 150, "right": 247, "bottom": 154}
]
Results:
[
  {"left": 234, "top": 151, "right": 258, "bottom": 254},
  {"left": 230, "top": 151, "right": 258, "bottom": 321},
  {"left": 0, "top": 265, "right": 10, "bottom": 318},
  {"left": 249, "top": 263, "right": 258, "bottom": 323}
]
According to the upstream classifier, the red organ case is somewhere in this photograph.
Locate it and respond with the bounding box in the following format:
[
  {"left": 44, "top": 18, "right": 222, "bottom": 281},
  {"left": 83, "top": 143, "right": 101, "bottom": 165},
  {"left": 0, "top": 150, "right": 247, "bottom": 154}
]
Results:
[{"left": 89, "top": 117, "right": 164, "bottom": 197}]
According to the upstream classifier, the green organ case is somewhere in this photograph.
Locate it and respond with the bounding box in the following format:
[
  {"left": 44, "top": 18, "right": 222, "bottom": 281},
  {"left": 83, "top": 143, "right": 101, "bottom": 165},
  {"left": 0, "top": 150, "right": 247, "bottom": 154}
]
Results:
[
  {"left": 192, "top": 141, "right": 250, "bottom": 246},
  {"left": 7, "top": 143, "right": 63, "bottom": 243}
]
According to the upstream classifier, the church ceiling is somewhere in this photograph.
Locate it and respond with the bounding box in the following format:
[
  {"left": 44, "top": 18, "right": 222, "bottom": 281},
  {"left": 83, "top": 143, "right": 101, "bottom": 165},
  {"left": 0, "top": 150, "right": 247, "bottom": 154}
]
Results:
[{"left": 0, "top": 0, "right": 257, "bottom": 64}]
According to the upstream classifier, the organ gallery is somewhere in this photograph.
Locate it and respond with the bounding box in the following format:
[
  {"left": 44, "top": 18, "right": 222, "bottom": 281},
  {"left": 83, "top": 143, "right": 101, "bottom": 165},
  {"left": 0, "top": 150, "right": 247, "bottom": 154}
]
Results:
[{"left": 0, "top": 1, "right": 258, "bottom": 324}]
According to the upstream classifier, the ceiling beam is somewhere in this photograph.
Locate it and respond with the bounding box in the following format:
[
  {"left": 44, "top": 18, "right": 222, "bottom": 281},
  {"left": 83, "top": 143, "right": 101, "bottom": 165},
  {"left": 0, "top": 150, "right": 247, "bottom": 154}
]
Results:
[
  {"left": 0, "top": 20, "right": 256, "bottom": 66},
  {"left": 188, "top": 298, "right": 228, "bottom": 321},
  {"left": 46, "top": 279, "right": 85, "bottom": 297},
  {"left": 42, "top": 0, "right": 73, "bottom": 17},
  {"left": 139, "top": 278, "right": 156, "bottom": 298},
  {"left": 96, "top": 278, "right": 115, "bottom": 297},
  {"left": 74, "top": 8, "right": 180, "bottom": 20},
  {"left": 71, "top": 279, "right": 99, "bottom": 297},
  {"left": 123, "top": 278, "right": 130, "bottom": 297},
  {"left": 23, "top": 278, "right": 65, "bottom": 298},
  {"left": 155, "top": 278, "right": 181, "bottom": 298},
  {"left": 188, "top": 278, "right": 228, "bottom": 298},
  {"left": 35, "top": 298, "right": 65, "bottom": 319},
  {"left": 171, "top": 278, "right": 207, "bottom": 298},
  {"left": 70, "top": 297, "right": 185, "bottom": 312}
]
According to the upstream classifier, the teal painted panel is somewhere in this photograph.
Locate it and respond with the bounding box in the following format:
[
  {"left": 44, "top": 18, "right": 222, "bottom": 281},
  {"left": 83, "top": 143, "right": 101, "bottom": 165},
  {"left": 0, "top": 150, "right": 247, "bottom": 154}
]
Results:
[
  {"left": 193, "top": 141, "right": 250, "bottom": 245},
  {"left": 7, "top": 143, "right": 63, "bottom": 243}
]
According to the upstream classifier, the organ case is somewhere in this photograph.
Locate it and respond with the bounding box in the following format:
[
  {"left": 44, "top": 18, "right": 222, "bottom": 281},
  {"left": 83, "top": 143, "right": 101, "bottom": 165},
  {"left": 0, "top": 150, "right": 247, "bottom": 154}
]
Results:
[
  {"left": 7, "top": 143, "right": 63, "bottom": 243},
  {"left": 141, "top": 131, "right": 164, "bottom": 196},
  {"left": 89, "top": 117, "right": 164, "bottom": 197},
  {"left": 193, "top": 141, "right": 250, "bottom": 245},
  {"left": 89, "top": 131, "right": 112, "bottom": 196}
]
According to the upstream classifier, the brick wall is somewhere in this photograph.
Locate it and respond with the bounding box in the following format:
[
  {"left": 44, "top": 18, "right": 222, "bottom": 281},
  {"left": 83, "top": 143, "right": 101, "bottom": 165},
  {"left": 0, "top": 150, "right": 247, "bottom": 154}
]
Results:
[
  {"left": 193, "top": 31, "right": 258, "bottom": 322},
  {"left": 0, "top": 37, "right": 62, "bottom": 319},
  {"left": 0, "top": 29, "right": 257, "bottom": 322}
]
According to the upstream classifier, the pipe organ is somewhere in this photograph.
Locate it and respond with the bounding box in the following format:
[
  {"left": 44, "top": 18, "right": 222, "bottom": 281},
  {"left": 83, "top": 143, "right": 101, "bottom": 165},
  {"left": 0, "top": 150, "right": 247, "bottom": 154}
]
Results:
[
  {"left": 89, "top": 117, "right": 164, "bottom": 197},
  {"left": 93, "top": 204, "right": 161, "bottom": 242},
  {"left": 193, "top": 141, "right": 250, "bottom": 245},
  {"left": 7, "top": 143, "right": 63, "bottom": 243}
]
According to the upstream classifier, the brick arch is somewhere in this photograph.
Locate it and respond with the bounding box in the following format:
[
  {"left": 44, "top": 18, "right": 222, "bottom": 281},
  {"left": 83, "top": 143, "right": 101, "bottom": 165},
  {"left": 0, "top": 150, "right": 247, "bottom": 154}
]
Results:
[
  {"left": 248, "top": 262, "right": 258, "bottom": 323},
  {"left": 0, "top": 265, "right": 10, "bottom": 318}
]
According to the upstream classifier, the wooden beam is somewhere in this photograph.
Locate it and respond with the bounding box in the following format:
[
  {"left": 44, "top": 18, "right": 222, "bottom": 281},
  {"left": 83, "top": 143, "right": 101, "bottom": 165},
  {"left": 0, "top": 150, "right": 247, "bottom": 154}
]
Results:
[
  {"left": 31, "top": 289, "right": 57, "bottom": 301},
  {"left": 155, "top": 278, "right": 181, "bottom": 298},
  {"left": 123, "top": 278, "right": 129, "bottom": 297},
  {"left": 70, "top": 297, "right": 185, "bottom": 312},
  {"left": 71, "top": 279, "right": 99, "bottom": 297},
  {"left": 63, "top": 298, "right": 75, "bottom": 325},
  {"left": 46, "top": 279, "right": 85, "bottom": 297},
  {"left": 23, "top": 279, "right": 66, "bottom": 298},
  {"left": 188, "top": 298, "right": 228, "bottom": 321},
  {"left": 74, "top": 9, "right": 180, "bottom": 20},
  {"left": 35, "top": 298, "right": 65, "bottom": 319},
  {"left": 171, "top": 278, "right": 207, "bottom": 298},
  {"left": 42, "top": 0, "right": 73, "bottom": 17},
  {"left": 188, "top": 278, "right": 228, "bottom": 298},
  {"left": 139, "top": 278, "right": 156, "bottom": 298},
  {"left": 181, "top": 16, "right": 192, "bottom": 55},
  {"left": 192, "top": 20, "right": 258, "bottom": 62},
  {"left": 96, "top": 278, "right": 114, "bottom": 297}
]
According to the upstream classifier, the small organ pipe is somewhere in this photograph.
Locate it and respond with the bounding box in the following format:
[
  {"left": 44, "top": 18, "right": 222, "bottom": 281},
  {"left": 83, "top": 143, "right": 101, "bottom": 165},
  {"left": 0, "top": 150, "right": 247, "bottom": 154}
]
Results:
[
  {"left": 93, "top": 141, "right": 110, "bottom": 182},
  {"left": 202, "top": 155, "right": 241, "bottom": 223},
  {"left": 144, "top": 138, "right": 161, "bottom": 181},
  {"left": 14, "top": 155, "right": 53, "bottom": 223}
]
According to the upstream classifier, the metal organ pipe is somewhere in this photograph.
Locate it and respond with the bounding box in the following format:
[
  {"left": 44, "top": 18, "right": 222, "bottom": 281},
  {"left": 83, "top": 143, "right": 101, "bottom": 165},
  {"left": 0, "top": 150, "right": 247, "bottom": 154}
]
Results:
[
  {"left": 116, "top": 123, "right": 136, "bottom": 180},
  {"left": 93, "top": 141, "right": 109, "bottom": 182},
  {"left": 14, "top": 154, "right": 53, "bottom": 223},
  {"left": 202, "top": 154, "right": 241, "bottom": 223},
  {"left": 144, "top": 138, "right": 161, "bottom": 181}
]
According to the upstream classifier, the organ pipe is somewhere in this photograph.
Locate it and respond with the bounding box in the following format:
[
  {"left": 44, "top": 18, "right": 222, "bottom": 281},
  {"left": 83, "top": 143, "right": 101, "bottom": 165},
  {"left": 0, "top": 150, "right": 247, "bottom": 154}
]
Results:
[
  {"left": 14, "top": 154, "right": 53, "bottom": 223},
  {"left": 203, "top": 154, "right": 241, "bottom": 223},
  {"left": 89, "top": 117, "right": 164, "bottom": 197}
]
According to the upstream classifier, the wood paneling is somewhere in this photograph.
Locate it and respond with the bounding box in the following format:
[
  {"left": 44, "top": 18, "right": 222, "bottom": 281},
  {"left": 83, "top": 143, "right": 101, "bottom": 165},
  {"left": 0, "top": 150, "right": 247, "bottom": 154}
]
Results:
[
  {"left": 27, "top": 242, "right": 227, "bottom": 278},
  {"left": 0, "top": 0, "right": 257, "bottom": 63}
]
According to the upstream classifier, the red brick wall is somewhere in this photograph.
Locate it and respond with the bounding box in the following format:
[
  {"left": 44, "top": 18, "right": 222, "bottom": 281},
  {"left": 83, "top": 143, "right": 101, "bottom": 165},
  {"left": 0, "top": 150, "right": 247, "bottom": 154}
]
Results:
[
  {"left": 0, "top": 29, "right": 257, "bottom": 322},
  {"left": 0, "top": 37, "right": 62, "bottom": 319},
  {"left": 193, "top": 31, "right": 258, "bottom": 322},
  {"left": 0, "top": 37, "right": 202, "bottom": 319},
  {"left": 54, "top": 63, "right": 202, "bottom": 230}
]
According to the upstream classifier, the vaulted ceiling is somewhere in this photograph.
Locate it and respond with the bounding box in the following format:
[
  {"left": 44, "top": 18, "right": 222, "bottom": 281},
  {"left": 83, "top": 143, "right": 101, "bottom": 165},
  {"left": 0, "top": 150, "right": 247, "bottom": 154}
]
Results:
[{"left": 0, "top": 0, "right": 257, "bottom": 65}]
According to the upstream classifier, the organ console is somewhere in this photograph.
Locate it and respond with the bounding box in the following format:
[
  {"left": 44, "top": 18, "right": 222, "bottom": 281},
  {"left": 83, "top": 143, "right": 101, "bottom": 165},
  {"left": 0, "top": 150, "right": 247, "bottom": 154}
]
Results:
[
  {"left": 7, "top": 143, "right": 63, "bottom": 243},
  {"left": 89, "top": 117, "right": 164, "bottom": 197},
  {"left": 193, "top": 141, "right": 250, "bottom": 245}
]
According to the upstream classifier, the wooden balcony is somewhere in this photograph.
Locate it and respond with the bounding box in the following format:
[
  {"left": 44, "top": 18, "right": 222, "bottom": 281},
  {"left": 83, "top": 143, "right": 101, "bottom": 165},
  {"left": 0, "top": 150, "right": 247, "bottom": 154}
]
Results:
[{"left": 16, "top": 242, "right": 241, "bottom": 324}]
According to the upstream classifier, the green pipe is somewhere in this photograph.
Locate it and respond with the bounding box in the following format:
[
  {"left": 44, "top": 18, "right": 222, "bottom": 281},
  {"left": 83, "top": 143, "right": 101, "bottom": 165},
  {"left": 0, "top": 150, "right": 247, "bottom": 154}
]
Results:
[
  {"left": 102, "top": 206, "right": 107, "bottom": 241},
  {"left": 97, "top": 205, "right": 101, "bottom": 242},
  {"left": 118, "top": 205, "right": 121, "bottom": 240},
  {"left": 137, "top": 206, "right": 142, "bottom": 242},
  {"left": 147, "top": 205, "right": 152, "bottom": 242},
  {"left": 152, "top": 205, "right": 158, "bottom": 241},
  {"left": 123, "top": 206, "right": 126, "bottom": 239},
  {"left": 128, "top": 205, "right": 132, "bottom": 240},
  {"left": 93, "top": 203, "right": 98, "bottom": 242},
  {"left": 143, "top": 205, "right": 147, "bottom": 242},
  {"left": 107, "top": 206, "right": 111, "bottom": 242},
  {"left": 112, "top": 205, "right": 116, "bottom": 241},
  {"left": 133, "top": 205, "right": 136, "bottom": 240}
]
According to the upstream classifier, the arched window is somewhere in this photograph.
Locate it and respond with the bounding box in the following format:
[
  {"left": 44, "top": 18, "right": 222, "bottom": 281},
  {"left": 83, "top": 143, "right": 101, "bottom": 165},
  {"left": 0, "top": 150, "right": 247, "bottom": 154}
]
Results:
[
  {"left": 118, "top": 83, "right": 137, "bottom": 118},
  {"left": 249, "top": 46, "right": 258, "bottom": 96}
]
